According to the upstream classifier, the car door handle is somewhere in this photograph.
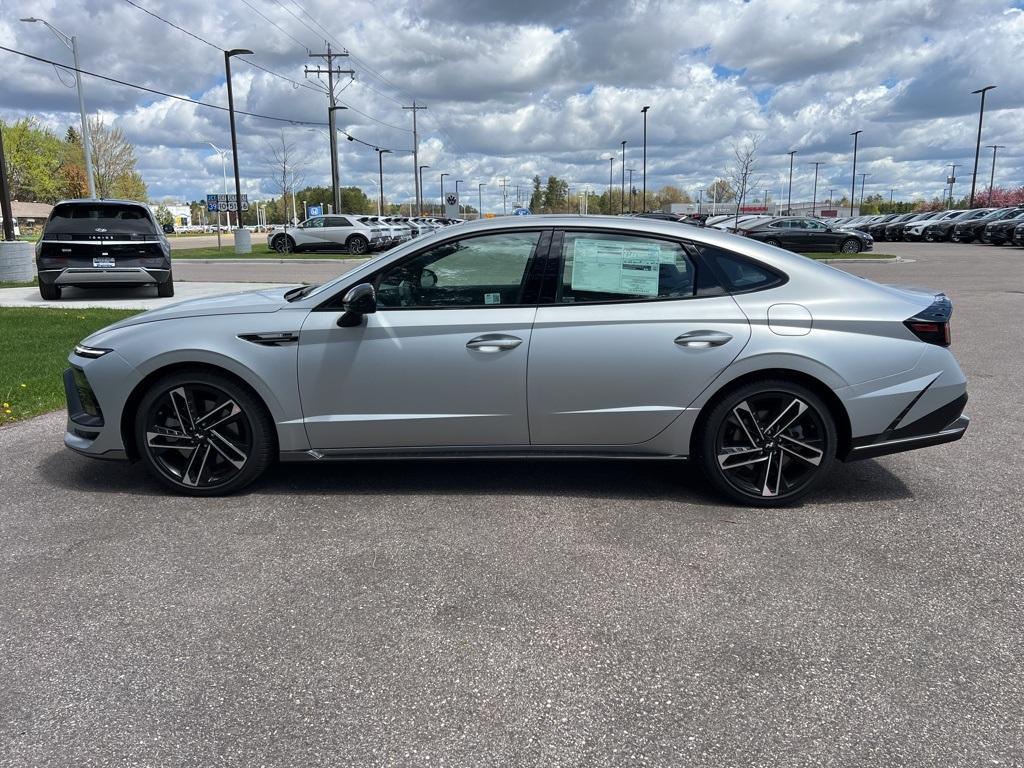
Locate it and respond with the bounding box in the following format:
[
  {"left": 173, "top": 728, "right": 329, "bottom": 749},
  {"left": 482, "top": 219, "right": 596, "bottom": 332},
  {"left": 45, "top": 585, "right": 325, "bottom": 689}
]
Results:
[
  {"left": 466, "top": 334, "right": 523, "bottom": 353},
  {"left": 674, "top": 330, "right": 733, "bottom": 348}
]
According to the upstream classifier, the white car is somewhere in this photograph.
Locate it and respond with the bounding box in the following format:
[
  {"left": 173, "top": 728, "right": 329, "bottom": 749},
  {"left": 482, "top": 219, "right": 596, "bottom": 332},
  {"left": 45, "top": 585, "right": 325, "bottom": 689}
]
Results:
[{"left": 267, "top": 214, "right": 385, "bottom": 255}]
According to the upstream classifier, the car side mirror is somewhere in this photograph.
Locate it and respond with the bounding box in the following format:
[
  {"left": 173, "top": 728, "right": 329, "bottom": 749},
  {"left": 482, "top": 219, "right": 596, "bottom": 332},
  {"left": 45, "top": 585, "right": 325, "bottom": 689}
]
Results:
[{"left": 337, "top": 283, "right": 376, "bottom": 327}]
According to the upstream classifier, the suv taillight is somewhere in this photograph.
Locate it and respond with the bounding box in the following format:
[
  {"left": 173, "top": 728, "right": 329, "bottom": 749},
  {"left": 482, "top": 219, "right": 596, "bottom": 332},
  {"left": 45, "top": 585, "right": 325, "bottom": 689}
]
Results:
[{"left": 904, "top": 294, "right": 952, "bottom": 347}]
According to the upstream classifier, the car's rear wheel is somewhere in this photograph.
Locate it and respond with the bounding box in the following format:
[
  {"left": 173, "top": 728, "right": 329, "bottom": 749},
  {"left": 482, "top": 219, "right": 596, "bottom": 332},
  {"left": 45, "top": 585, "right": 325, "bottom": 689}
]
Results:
[
  {"left": 347, "top": 235, "right": 369, "bottom": 255},
  {"left": 157, "top": 273, "right": 174, "bottom": 297},
  {"left": 39, "top": 283, "right": 61, "bottom": 300},
  {"left": 765, "top": 238, "right": 782, "bottom": 248},
  {"left": 697, "top": 380, "right": 836, "bottom": 507},
  {"left": 840, "top": 238, "right": 861, "bottom": 253},
  {"left": 272, "top": 234, "right": 295, "bottom": 253},
  {"left": 135, "top": 371, "right": 275, "bottom": 496}
]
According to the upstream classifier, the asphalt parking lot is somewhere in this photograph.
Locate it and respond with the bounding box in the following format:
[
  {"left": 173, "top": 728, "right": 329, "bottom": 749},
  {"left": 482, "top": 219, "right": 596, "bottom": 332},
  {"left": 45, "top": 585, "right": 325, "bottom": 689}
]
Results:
[{"left": 0, "top": 244, "right": 1021, "bottom": 766}]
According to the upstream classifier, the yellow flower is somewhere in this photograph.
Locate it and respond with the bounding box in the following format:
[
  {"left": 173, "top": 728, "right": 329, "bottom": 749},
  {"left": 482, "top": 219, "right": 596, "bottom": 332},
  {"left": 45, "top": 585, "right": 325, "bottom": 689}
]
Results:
[
  {"left": 2, "top": 402, "right": 8, "bottom": 408},
  {"left": 20, "top": 383, "right": 27, "bottom": 388}
]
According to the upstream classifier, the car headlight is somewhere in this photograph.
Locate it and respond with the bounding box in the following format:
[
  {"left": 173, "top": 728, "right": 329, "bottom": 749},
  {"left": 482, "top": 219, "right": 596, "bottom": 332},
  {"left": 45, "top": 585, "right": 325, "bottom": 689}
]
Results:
[{"left": 73, "top": 344, "right": 113, "bottom": 359}]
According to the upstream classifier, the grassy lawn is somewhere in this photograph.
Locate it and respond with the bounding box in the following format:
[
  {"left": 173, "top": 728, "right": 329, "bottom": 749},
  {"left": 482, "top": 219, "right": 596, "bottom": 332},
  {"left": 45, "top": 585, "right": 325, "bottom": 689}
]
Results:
[
  {"left": 0, "top": 277, "right": 38, "bottom": 289},
  {"left": 806, "top": 252, "right": 894, "bottom": 260},
  {"left": 0, "top": 307, "right": 139, "bottom": 425},
  {"left": 174, "top": 243, "right": 357, "bottom": 260}
]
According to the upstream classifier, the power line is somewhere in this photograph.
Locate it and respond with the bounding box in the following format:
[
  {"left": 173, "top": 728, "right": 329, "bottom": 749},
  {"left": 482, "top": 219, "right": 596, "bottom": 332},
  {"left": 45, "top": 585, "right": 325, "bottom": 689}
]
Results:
[
  {"left": 0, "top": 44, "right": 410, "bottom": 153},
  {"left": 236, "top": 0, "right": 310, "bottom": 54},
  {"left": 269, "top": 0, "right": 330, "bottom": 46}
]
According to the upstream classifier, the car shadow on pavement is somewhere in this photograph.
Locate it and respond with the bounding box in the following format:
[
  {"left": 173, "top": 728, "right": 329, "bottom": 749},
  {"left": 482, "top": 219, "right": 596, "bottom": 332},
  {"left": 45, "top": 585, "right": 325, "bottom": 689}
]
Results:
[{"left": 41, "top": 452, "right": 913, "bottom": 507}]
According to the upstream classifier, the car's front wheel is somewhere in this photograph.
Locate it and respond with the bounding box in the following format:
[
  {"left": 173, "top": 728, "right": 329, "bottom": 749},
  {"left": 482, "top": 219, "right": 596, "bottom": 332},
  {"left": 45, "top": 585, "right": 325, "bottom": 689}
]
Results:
[
  {"left": 697, "top": 380, "right": 836, "bottom": 506},
  {"left": 840, "top": 238, "right": 862, "bottom": 253},
  {"left": 272, "top": 234, "right": 296, "bottom": 253},
  {"left": 765, "top": 238, "right": 782, "bottom": 248},
  {"left": 135, "top": 371, "right": 275, "bottom": 496},
  {"left": 347, "top": 235, "right": 369, "bottom": 255}
]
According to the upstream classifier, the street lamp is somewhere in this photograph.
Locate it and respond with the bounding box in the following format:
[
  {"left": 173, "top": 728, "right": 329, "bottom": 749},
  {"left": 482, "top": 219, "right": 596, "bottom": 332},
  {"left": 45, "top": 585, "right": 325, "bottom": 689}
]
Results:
[
  {"left": 606, "top": 156, "right": 615, "bottom": 212},
  {"left": 986, "top": 144, "right": 1005, "bottom": 206},
  {"left": 224, "top": 48, "right": 253, "bottom": 250},
  {"left": 375, "top": 149, "right": 392, "bottom": 215},
  {"left": 969, "top": 85, "right": 996, "bottom": 208},
  {"left": 849, "top": 130, "right": 862, "bottom": 216},
  {"left": 620, "top": 140, "right": 627, "bottom": 213},
  {"left": 807, "top": 162, "right": 823, "bottom": 217},
  {"left": 440, "top": 172, "right": 449, "bottom": 215},
  {"left": 21, "top": 17, "right": 96, "bottom": 198},
  {"left": 477, "top": 183, "right": 485, "bottom": 220},
  {"left": 641, "top": 106, "right": 650, "bottom": 212},
  {"left": 626, "top": 168, "right": 636, "bottom": 212},
  {"left": 327, "top": 105, "right": 348, "bottom": 213},
  {"left": 418, "top": 165, "right": 430, "bottom": 215},
  {"left": 786, "top": 150, "right": 797, "bottom": 214},
  {"left": 455, "top": 179, "right": 464, "bottom": 216}
]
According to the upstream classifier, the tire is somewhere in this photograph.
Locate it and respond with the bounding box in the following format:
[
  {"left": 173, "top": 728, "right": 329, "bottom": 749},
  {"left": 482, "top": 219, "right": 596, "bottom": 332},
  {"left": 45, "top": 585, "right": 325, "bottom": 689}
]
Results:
[
  {"left": 272, "top": 234, "right": 295, "bottom": 254},
  {"left": 347, "top": 235, "right": 369, "bottom": 255},
  {"left": 765, "top": 238, "right": 782, "bottom": 248},
  {"left": 39, "top": 282, "right": 61, "bottom": 300},
  {"left": 840, "top": 238, "right": 861, "bottom": 253},
  {"left": 696, "top": 379, "right": 837, "bottom": 507},
  {"left": 134, "top": 370, "right": 275, "bottom": 496},
  {"left": 923, "top": 232, "right": 935, "bottom": 243},
  {"left": 157, "top": 273, "right": 175, "bottom": 297}
]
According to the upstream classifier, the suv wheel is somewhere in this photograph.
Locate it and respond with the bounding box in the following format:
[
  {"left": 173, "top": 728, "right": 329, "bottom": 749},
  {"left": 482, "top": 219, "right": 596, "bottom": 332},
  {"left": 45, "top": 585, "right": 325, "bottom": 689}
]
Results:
[
  {"left": 157, "top": 273, "right": 174, "bottom": 298},
  {"left": 135, "top": 371, "right": 275, "bottom": 496},
  {"left": 347, "top": 235, "right": 369, "bottom": 255},
  {"left": 272, "top": 234, "right": 295, "bottom": 253},
  {"left": 39, "top": 283, "right": 61, "bottom": 300},
  {"left": 697, "top": 380, "right": 836, "bottom": 507}
]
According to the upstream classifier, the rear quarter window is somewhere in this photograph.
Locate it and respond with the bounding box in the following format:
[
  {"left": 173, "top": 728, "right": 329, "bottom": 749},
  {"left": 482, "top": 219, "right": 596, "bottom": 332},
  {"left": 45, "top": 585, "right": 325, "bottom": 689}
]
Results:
[{"left": 698, "top": 244, "right": 787, "bottom": 293}]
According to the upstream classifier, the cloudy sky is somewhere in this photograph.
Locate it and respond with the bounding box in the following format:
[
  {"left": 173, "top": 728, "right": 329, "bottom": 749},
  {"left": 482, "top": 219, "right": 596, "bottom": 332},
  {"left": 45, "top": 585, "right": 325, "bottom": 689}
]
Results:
[{"left": 1, "top": 0, "right": 1022, "bottom": 211}]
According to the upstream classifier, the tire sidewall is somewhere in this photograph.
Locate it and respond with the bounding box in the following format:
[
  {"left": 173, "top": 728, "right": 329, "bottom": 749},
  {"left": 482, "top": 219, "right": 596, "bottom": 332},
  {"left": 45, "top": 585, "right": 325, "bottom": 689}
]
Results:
[
  {"left": 697, "top": 380, "right": 837, "bottom": 507},
  {"left": 348, "top": 235, "right": 368, "bottom": 254},
  {"left": 134, "top": 370, "right": 275, "bottom": 496}
]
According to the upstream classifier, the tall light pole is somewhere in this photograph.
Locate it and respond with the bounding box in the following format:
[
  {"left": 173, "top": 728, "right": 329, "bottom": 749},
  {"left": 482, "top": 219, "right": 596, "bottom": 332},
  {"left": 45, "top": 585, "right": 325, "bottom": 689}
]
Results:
[
  {"left": 807, "top": 162, "right": 823, "bottom": 217},
  {"left": 627, "top": 168, "right": 636, "bottom": 212},
  {"left": 439, "top": 172, "right": 449, "bottom": 215},
  {"left": 786, "top": 150, "right": 797, "bottom": 214},
  {"left": 455, "top": 179, "right": 464, "bottom": 217},
  {"left": 224, "top": 48, "right": 253, "bottom": 246},
  {"left": 327, "top": 105, "right": 348, "bottom": 213},
  {"left": 418, "top": 165, "right": 429, "bottom": 215},
  {"left": 607, "top": 156, "right": 615, "bottom": 211},
  {"left": 849, "top": 130, "right": 862, "bottom": 216},
  {"left": 376, "top": 149, "right": 392, "bottom": 215},
  {"left": 620, "top": 140, "right": 627, "bottom": 213},
  {"left": 986, "top": 144, "right": 1005, "bottom": 206},
  {"left": 477, "top": 183, "right": 485, "bottom": 220},
  {"left": 858, "top": 172, "right": 870, "bottom": 209},
  {"left": 969, "top": 85, "right": 996, "bottom": 208},
  {"left": 945, "top": 164, "right": 960, "bottom": 208},
  {"left": 21, "top": 17, "right": 96, "bottom": 198},
  {"left": 641, "top": 106, "right": 650, "bottom": 212}
]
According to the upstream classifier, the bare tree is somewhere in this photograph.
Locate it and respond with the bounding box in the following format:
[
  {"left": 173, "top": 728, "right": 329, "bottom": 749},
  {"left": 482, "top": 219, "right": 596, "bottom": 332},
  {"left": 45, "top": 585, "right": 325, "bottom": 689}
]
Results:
[
  {"left": 725, "top": 133, "right": 762, "bottom": 231},
  {"left": 88, "top": 117, "right": 140, "bottom": 198},
  {"left": 266, "top": 131, "right": 306, "bottom": 227}
]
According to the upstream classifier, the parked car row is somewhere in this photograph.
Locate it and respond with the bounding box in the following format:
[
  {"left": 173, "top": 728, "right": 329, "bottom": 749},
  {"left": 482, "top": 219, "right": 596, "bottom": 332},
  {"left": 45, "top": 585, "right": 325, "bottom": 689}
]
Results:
[
  {"left": 827, "top": 207, "right": 1024, "bottom": 246},
  {"left": 267, "top": 215, "right": 461, "bottom": 255}
]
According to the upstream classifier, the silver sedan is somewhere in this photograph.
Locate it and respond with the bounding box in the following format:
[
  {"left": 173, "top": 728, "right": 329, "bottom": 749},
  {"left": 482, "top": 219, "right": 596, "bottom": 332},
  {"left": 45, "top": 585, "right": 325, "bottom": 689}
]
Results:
[{"left": 64, "top": 215, "right": 968, "bottom": 506}]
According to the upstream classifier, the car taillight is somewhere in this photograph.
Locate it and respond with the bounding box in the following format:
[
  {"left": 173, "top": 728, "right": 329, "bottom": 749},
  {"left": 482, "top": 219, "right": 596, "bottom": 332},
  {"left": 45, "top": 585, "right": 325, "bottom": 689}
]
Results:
[{"left": 904, "top": 294, "right": 952, "bottom": 347}]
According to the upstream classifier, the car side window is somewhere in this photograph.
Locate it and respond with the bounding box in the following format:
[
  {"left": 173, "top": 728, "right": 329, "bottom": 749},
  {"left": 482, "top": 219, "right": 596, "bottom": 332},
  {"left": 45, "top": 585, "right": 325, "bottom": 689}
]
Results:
[
  {"left": 556, "top": 232, "right": 699, "bottom": 304},
  {"left": 375, "top": 231, "right": 542, "bottom": 309},
  {"left": 303, "top": 217, "right": 325, "bottom": 229},
  {"left": 330, "top": 217, "right": 352, "bottom": 227},
  {"left": 804, "top": 220, "right": 825, "bottom": 230},
  {"left": 698, "top": 244, "right": 786, "bottom": 293}
]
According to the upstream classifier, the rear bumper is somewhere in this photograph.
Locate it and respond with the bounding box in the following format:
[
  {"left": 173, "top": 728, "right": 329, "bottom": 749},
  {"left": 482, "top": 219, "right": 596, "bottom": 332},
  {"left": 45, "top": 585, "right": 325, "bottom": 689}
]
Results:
[
  {"left": 40, "top": 267, "right": 170, "bottom": 286},
  {"left": 844, "top": 393, "right": 969, "bottom": 461}
]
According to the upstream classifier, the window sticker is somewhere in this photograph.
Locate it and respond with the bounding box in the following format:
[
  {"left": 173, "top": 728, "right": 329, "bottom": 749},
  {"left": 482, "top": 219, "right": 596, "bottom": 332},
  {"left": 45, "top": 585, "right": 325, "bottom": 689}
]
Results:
[
  {"left": 484, "top": 292, "right": 501, "bottom": 305},
  {"left": 570, "top": 238, "right": 660, "bottom": 296}
]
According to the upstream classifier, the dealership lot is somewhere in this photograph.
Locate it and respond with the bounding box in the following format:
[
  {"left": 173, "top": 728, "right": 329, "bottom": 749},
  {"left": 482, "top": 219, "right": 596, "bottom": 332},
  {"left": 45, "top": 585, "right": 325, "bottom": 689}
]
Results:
[{"left": 0, "top": 246, "right": 1021, "bottom": 765}]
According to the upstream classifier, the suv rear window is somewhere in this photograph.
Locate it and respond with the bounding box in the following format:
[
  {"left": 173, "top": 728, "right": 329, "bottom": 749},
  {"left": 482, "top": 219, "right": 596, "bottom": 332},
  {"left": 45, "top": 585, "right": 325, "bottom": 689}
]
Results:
[{"left": 45, "top": 203, "right": 157, "bottom": 235}]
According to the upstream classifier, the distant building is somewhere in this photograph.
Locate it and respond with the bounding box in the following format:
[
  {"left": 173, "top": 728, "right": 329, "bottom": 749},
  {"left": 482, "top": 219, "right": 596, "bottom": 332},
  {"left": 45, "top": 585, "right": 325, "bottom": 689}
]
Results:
[{"left": 0, "top": 200, "right": 53, "bottom": 234}]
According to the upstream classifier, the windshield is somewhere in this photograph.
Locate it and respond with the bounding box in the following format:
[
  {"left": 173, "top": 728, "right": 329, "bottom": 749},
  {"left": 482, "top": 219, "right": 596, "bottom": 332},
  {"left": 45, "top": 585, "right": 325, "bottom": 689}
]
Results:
[{"left": 45, "top": 203, "right": 157, "bottom": 235}]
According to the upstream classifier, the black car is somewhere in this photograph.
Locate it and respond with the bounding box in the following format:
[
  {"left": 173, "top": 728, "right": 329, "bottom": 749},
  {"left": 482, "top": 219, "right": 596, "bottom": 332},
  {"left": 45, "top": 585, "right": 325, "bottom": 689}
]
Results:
[
  {"left": 35, "top": 199, "right": 173, "bottom": 300},
  {"left": 740, "top": 216, "right": 873, "bottom": 253},
  {"left": 981, "top": 214, "right": 1024, "bottom": 245},
  {"left": 862, "top": 214, "right": 900, "bottom": 239},
  {"left": 885, "top": 211, "right": 939, "bottom": 241},
  {"left": 922, "top": 208, "right": 995, "bottom": 242},
  {"left": 951, "top": 207, "right": 1024, "bottom": 243},
  {"left": 1013, "top": 222, "right": 1024, "bottom": 246}
]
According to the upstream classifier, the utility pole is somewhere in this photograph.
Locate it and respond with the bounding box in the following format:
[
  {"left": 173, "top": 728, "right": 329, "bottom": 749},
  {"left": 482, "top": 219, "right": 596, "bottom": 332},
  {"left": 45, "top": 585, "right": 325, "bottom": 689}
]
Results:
[
  {"left": 499, "top": 177, "right": 509, "bottom": 215},
  {"left": 946, "top": 164, "right": 960, "bottom": 208},
  {"left": 620, "top": 140, "right": 627, "bottom": 213},
  {"left": 807, "top": 162, "right": 823, "bottom": 216},
  {"left": 306, "top": 44, "right": 353, "bottom": 214},
  {"left": 641, "top": 105, "right": 650, "bottom": 212},
  {"left": 403, "top": 101, "right": 427, "bottom": 212},
  {"left": 849, "top": 130, "right": 862, "bottom": 216},
  {"left": 627, "top": 168, "right": 636, "bottom": 212},
  {"left": 858, "top": 172, "right": 870, "bottom": 209},
  {"left": 786, "top": 150, "right": 797, "bottom": 214},
  {"left": 607, "top": 156, "right": 615, "bottom": 212},
  {"left": 986, "top": 145, "right": 1005, "bottom": 206}
]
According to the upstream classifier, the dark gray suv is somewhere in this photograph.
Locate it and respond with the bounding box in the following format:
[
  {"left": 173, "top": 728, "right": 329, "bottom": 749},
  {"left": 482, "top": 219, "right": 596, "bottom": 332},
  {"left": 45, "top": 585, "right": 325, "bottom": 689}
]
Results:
[{"left": 35, "top": 199, "right": 173, "bottom": 300}]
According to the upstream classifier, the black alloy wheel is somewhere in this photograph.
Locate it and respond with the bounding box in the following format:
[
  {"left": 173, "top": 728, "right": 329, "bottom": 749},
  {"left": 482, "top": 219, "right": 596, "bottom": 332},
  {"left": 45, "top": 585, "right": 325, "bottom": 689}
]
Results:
[
  {"left": 136, "top": 371, "right": 274, "bottom": 495},
  {"left": 840, "top": 238, "right": 861, "bottom": 253},
  {"left": 699, "top": 380, "right": 836, "bottom": 506}
]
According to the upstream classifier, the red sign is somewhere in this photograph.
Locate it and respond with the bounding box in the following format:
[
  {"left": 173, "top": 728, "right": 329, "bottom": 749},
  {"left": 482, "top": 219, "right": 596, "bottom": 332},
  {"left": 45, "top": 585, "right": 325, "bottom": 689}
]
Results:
[{"left": 739, "top": 206, "right": 768, "bottom": 213}]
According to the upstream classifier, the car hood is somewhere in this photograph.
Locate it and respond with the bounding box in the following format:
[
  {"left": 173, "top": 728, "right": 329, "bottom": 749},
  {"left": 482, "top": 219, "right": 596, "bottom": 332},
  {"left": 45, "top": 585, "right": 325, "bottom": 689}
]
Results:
[{"left": 92, "top": 286, "right": 295, "bottom": 333}]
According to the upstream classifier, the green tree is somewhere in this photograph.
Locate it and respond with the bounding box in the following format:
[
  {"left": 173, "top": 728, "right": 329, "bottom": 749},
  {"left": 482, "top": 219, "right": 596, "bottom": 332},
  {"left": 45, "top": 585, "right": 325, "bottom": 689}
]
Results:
[
  {"left": 111, "top": 171, "right": 147, "bottom": 202},
  {"left": 705, "top": 178, "right": 736, "bottom": 204},
  {"left": 529, "top": 175, "right": 543, "bottom": 212},
  {"left": 88, "top": 116, "right": 146, "bottom": 199},
  {"left": 0, "top": 118, "right": 64, "bottom": 202},
  {"left": 542, "top": 176, "right": 568, "bottom": 213},
  {"left": 154, "top": 204, "right": 173, "bottom": 226}
]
